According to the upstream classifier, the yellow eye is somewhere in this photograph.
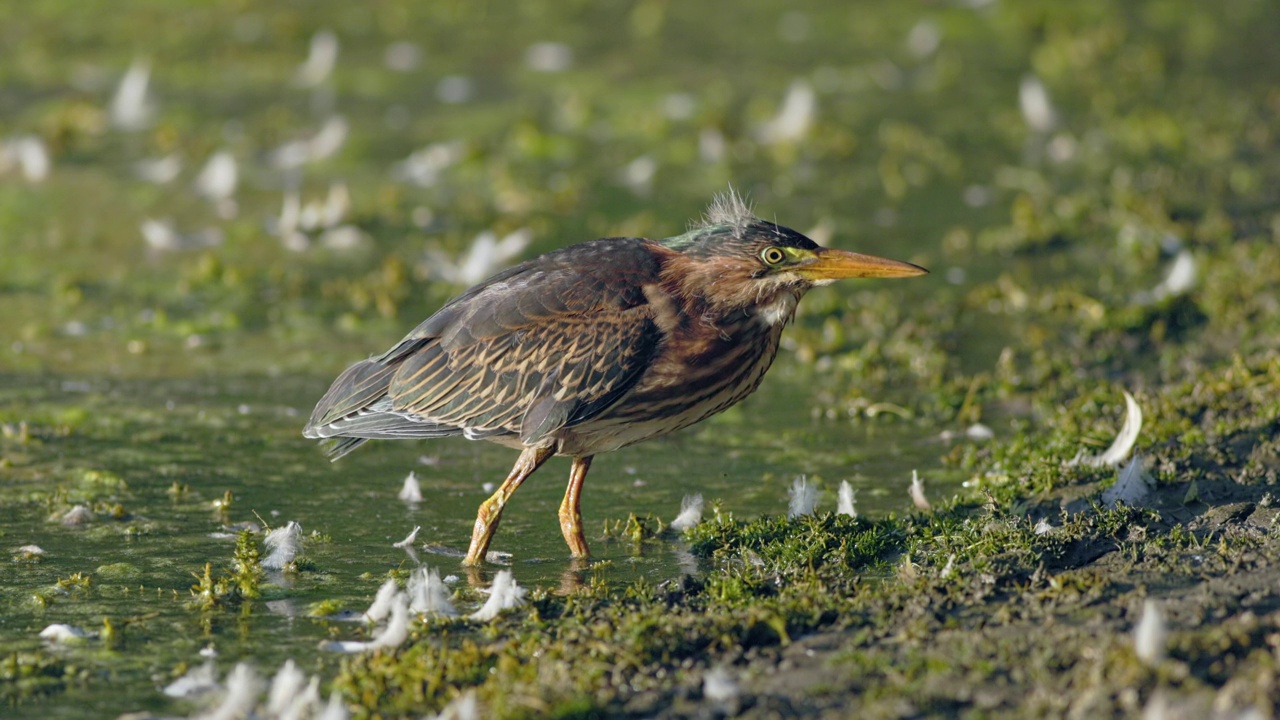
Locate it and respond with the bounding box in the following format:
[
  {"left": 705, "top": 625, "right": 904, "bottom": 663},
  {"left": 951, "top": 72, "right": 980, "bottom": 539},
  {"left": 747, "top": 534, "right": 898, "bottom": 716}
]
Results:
[{"left": 760, "top": 246, "right": 786, "bottom": 266}]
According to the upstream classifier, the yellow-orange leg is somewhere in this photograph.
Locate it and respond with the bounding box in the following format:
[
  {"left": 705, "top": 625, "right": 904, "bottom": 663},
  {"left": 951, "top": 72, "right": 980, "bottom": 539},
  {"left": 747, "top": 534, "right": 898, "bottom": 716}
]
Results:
[
  {"left": 559, "top": 456, "right": 593, "bottom": 559},
  {"left": 463, "top": 445, "right": 554, "bottom": 566}
]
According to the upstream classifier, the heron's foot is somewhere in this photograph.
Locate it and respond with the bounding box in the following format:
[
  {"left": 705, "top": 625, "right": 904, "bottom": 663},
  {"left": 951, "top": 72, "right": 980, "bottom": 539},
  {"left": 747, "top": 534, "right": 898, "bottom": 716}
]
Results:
[
  {"left": 463, "top": 496, "right": 502, "bottom": 566},
  {"left": 559, "top": 508, "right": 591, "bottom": 559}
]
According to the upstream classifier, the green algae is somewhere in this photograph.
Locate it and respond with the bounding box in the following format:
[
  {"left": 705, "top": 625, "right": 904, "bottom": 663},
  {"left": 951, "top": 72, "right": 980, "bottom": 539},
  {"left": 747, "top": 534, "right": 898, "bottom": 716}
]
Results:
[{"left": 1, "top": 0, "right": 1279, "bottom": 717}]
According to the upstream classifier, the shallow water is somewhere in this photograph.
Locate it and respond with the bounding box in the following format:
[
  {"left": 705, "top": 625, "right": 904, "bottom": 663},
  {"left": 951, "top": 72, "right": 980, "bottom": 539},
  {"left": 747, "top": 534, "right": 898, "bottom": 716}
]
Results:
[
  {"left": 1, "top": 363, "right": 963, "bottom": 717},
  {"left": 8, "top": 0, "right": 1269, "bottom": 714}
]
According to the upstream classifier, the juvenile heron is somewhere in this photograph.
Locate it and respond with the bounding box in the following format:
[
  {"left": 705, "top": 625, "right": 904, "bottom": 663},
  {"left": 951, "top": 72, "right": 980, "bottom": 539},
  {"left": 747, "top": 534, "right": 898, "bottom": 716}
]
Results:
[{"left": 304, "top": 193, "right": 926, "bottom": 565}]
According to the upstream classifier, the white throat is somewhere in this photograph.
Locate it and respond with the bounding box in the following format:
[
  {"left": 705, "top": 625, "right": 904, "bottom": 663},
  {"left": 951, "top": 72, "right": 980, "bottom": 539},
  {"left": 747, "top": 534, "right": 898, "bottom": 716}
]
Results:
[{"left": 755, "top": 293, "right": 798, "bottom": 327}]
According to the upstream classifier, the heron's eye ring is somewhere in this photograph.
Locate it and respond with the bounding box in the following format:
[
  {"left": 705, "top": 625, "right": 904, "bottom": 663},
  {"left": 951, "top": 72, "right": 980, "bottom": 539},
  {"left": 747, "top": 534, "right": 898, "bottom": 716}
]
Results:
[{"left": 760, "top": 247, "right": 786, "bottom": 266}]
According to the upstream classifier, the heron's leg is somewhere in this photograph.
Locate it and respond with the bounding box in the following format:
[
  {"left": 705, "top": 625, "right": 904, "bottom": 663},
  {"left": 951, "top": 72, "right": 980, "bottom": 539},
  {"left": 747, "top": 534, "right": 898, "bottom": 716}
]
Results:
[
  {"left": 463, "top": 445, "right": 554, "bottom": 566},
  {"left": 558, "top": 456, "right": 593, "bottom": 559}
]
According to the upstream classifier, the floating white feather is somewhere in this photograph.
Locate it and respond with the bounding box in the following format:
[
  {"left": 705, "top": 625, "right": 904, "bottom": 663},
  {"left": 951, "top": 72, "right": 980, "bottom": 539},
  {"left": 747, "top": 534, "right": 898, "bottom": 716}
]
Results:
[
  {"left": 469, "top": 570, "right": 526, "bottom": 621},
  {"left": 318, "top": 690, "right": 351, "bottom": 720},
  {"left": 163, "top": 659, "right": 219, "bottom": 698},
  {"left": 384, "top": 41, "right": 422, "bottom": 72},
  {"left": 110, "top": 59, "right": 154, "bottom": 131},
  {"left": 1018, "top": 74, "right": 1056, "bottom": 133},
  {"left": 966, "top": 423, "right": 995, "bottom": 441},
  {"left": 266, "top": 659, "right": 307, "bottom": 716},
  {"left": 194, "top": 151, "right": 238, "bottom": 203},
  {"left": 524, "top": 42, "right": 573, "bottom": 72},
  {"left": 326, "top": 591, "right": 410, "bottom": 653},
  {"left": 263, "top": 521, "right": 303, "bottom": 570},
  {"left": 141, "top": 218, "right": 224, "bottom": 252},
  {"left": 1149, "top": 250, "right": 1198, "bottom": 301},
  {"left": 367, "top": 594, "right": 410, "bottom": 649},
  {"left": 408, "top": 566, "right": 457, "bottom": 617},
  {"left": 60, "top": 505, "right": 94, "bottom": 526},
  {"left": 135, "top": 153, "right": 181, "bottom": 184},
  {"left": 837, "top": 481, "right": 858, "bottom": 518},
  {"left": 426, "top": 228, "right": 532, "bottom": 286},
  {"left": 0, "top": 136, "right": 51, "bottom": 182},
  {"left": 909, "top": 470, "right": 932, "bottom": 511},
  {"left": 428, "top": 690, "right": 478, "bottom": 720},
  {"left": 279, "top": 676, "right": 323, "bottom": 720},
  {"left": 670, "top": 494, "right": 704, "bottom": 532},
  {"left": 398, "top": 471, "right": 423, "bottom": 503},
  {"left": 619, "top": 154, "right": 658, "bottom": 195},
  {"left": 39, "top": 624, "right": 93, "bottom": 643},
  {"left": 1134, "top": 599, "right": 1167, "bottom": 666},
  {"left": 199, "top": 663, "right": 263, "bottom": 720},
  {"left": 758, "top": 80, "right": 816, "bottom": 144},
  {"left": 271, "top": 116, "right": 348, "bottom": 169},
  {"left": 362, "top": 579, "right": 400, "bottom": 623},
  {"left": 294, "top": 30, "right": 339, "bottom": 88},
  {"left": 392, "top": 141, "right": 466, "bottom": 188},
  {"left": 788, "top": 476, "right": 818, "bottom": 518},
  {"left": 393, "top": 526, "right": 420, "bottom": 550}
]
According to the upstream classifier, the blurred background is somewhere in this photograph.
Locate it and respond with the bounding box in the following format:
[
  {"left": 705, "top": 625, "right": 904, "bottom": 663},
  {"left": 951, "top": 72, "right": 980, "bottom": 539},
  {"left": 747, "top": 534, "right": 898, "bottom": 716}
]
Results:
[
  {"left": 2, "top": 1, "right": 1275, "bottom": 382},
  {"left": 2, "top": 1, "right": 1279, "bottom": 716}
]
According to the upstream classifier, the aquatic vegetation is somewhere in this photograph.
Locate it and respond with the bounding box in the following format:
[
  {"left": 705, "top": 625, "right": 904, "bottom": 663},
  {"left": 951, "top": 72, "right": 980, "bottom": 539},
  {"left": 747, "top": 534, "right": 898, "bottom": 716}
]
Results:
[{"left": 1, "top": 0, "right": 1279, "bottom": 717}]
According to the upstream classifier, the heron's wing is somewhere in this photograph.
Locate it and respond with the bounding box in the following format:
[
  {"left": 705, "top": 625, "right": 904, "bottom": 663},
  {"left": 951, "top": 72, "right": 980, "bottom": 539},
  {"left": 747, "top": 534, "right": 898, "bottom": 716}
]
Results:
[{"left": 387, "top": 238, "right": 665, "bottom": 445}]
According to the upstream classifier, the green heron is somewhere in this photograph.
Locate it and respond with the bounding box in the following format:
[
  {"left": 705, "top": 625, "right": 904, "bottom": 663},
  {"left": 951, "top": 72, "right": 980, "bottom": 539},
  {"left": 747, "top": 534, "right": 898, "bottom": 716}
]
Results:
[{"left": 304, "top": 193, "right": 926, "bottom": 565}]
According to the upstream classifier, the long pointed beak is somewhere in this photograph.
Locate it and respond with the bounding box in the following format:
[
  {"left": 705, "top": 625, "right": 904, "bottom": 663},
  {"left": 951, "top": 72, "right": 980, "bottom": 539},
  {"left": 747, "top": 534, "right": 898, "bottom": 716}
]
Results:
[{"left": 799, "top": 247, "right": 929, "bottom": 281}]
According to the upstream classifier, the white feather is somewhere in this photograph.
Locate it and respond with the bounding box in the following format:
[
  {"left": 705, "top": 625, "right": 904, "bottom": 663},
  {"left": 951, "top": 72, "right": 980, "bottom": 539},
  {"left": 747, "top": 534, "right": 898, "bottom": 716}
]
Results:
[
  {"left": 363, "top": 579, "right": 400, "bottom": 623},
  {"left": 670, "top": 494, "right": 704, "bottom": 532},
  {"left": 758, "top": 80, "right": 817, "bottom": 144},
  {"left": 60, "top": 505, "right": 94, "bottom": 526},
  {"left": 368, "top": 593, "right": 410, "bottom": 649},
  {"left": 194, "top": 151, "right": 238, "bottom": 202},
  {"left": 426, "top": 228, "right": 531, "bottom": 286},
  {"left": 318, "top": 691, "right": 351, "bottom": 720},
  {"left": 263, "top": 521, "right": 303, "bottom": 570},
  {"left": 295, "top": 30, "right": 339, "bottom": 87},
  {"left": 0, "top": 136, "right": 51, "bottom": 182},
  {"left": 325, "top": 592, "right": 410, "bottom": 653},
  {"left": 110, "top": 59, "right": 154, "bottom": 131},
  {"left": 39, "top": 624, "right": 92, "bottom": 643},
  {"left": 163, "top": 659, "right": 219, "bottom": 698},
  {"left": 279, "top": 676, "right": 323, "bottom": 720},
  {"left": 135, "top": 153, "right": 181, "bottom": 184},
  {"left": 788, "top": 476, "right": 818, "bottom": 518},
  {"left": 837, "top": 481, "right": 857, "bottom": 518},
  {"left": 392, "top": 141, "right": 466, "bottom": 188},
  {"left": 469, "top": 570, "right": 526, "bottom": 621},
  {"left": 1134, "top": 599, "right": 1167, "bottom": 666},
  {"left": 1089, "top": 391, "right": 1144, "bottom": 466},
  {"left": 266, "top": 659, "right": 307, "bottom": 716},
  {"left": 428, "top": 690, "right": 479, "bottom": 720},
  {"left": 1102, "top": 454, "right": 1156, "bottom": 508},
  {"left": 1018, "top": 74, "right": 1056, "bottom": 132},
  {"left": 703, "top": 666, "right": 740, "bottom": 704},
  {"left": 271, "top": 116, "right": 348, "bottom": 169},
  {"left": 393, "top": 525, "right": 420, "bottom": 549},
  {"left": 1150, "top": 250, "right": 1198, "bottom": 301},
  {"left": 524, "top": 42, "right": 573, "bottom": 73},
  {"left": 408, "top": 567, "right": 457, "bottom": 617},
  {"left": 909, "top": 470, "right": 932, "bottom": 511},
  {"left": 198, "top": 663, "right": 263, "bottom": 720}
]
